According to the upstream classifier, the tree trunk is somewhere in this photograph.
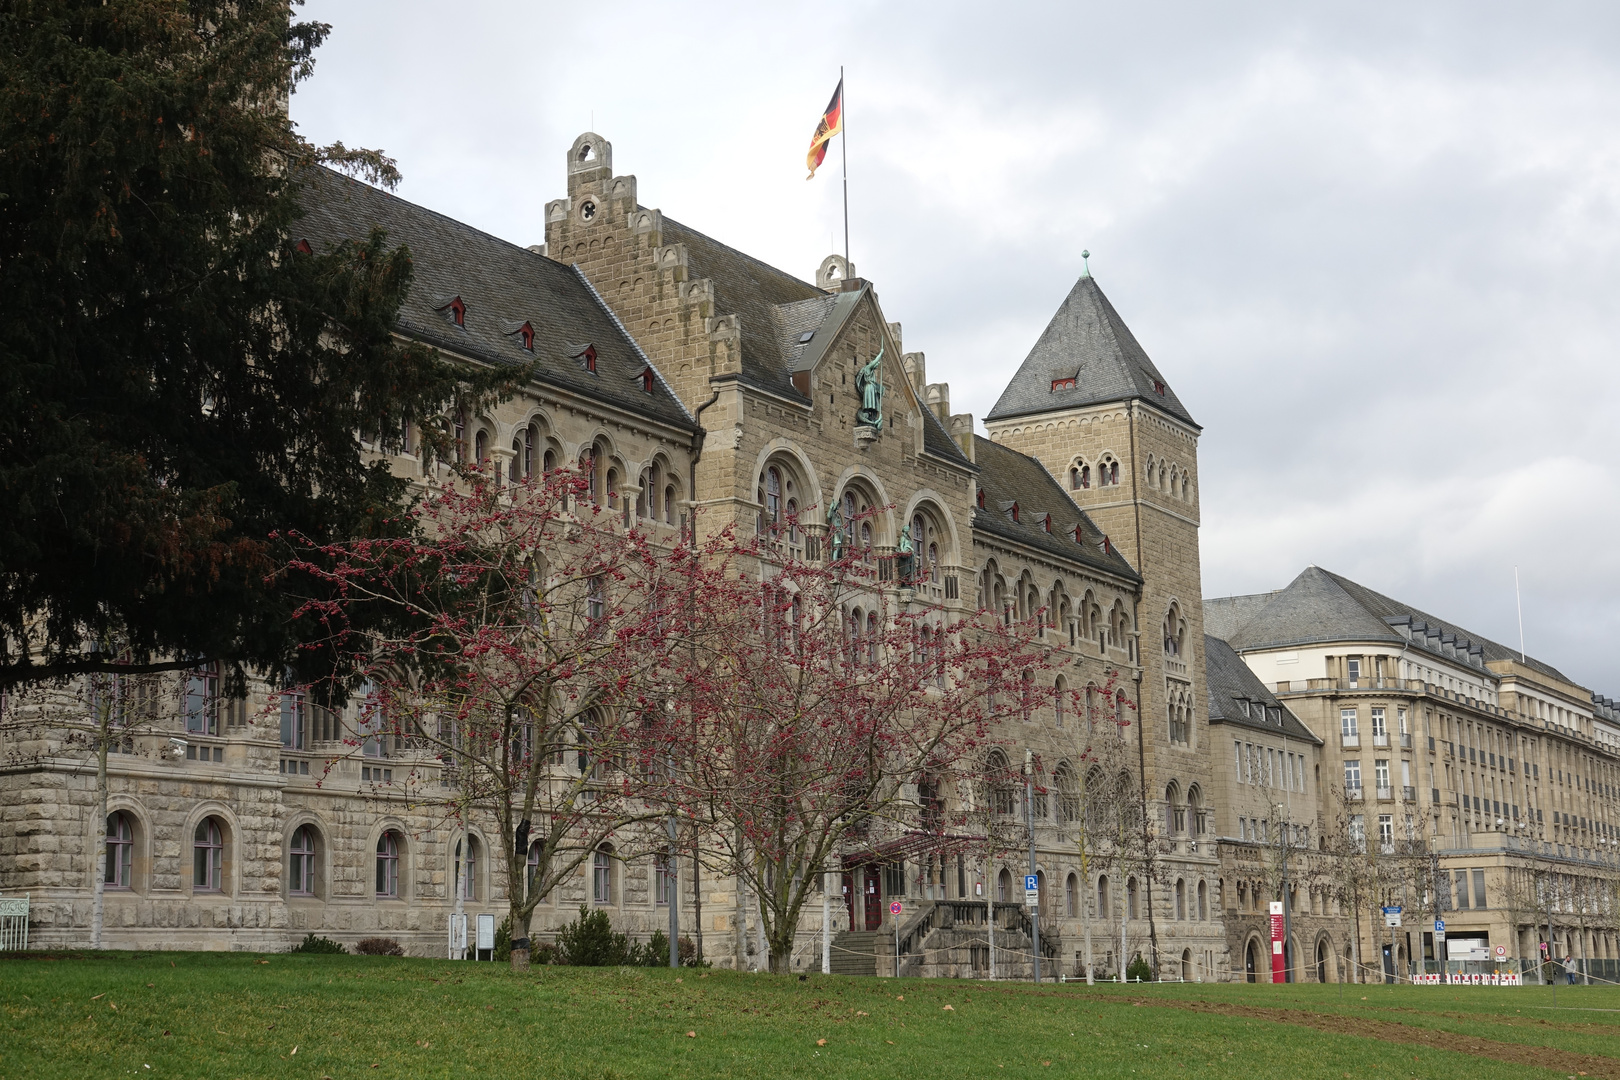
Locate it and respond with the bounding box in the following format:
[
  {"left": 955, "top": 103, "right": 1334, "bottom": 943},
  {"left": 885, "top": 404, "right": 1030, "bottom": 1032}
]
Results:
[
  {"left": 510, "top": 904, "right": 531, "bottom": 972},
  {"left": 1082, "top": 903, "right": 1094, "bottom": 985},
  {"left": 452, "top": 831, "right": 465, "bottom": 960},
  {"left": 91, "top": 733, "right": 107, "bottom": 950}
]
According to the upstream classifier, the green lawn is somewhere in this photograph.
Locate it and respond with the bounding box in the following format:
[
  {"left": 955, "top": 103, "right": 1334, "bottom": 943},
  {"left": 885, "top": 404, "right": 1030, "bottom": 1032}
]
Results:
[{"left": 2, "top": 953, "right": 1616, "bottom": 1079}]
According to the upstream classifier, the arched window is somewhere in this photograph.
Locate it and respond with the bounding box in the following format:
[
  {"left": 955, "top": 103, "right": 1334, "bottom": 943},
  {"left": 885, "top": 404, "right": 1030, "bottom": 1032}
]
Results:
[
  {"left": 1065, "top": 873, "right": 1079, "bottom": 917},
  {"left": 1097, "top": 875, "right": 1110, "bottom": 920},
  {"left": 474, "top": 429, "right": 488, "bottom": 466},
  {"left": 1054, "top": 674, "right": 1067, "bottom": 727},
  {"left": 987, "top": 750, "right": 1016, "bottom": 817},
  {"left": 375, "top": 831, "right": 401, "bottom": 897},
  {"left": 580, "top": 449, "right": 597, "bottom": 502},
  {"left": 1197, "top": 880, "right": 1208, "bottom": 920},
  {"left": 289, "top": 826, "right": 317, "bottom": 897},
  {"left": 1175, "top": 879, "right": 1186, "bottom": 920},
  {"left": 1166, "top": 783, "right": 1185, "bottom": 833},
  {"left": 1054, "top": 761, "right": 1079, "bottom": 823},
  {"left": 456, "top": 836, "right": 479, "bottom": 901},
  {"left": 527, "top": 839, "right": 545, "bottom": 892},
  {"left": 593, "top": 846, "right": 614, "bottom": 904},
  {"left": 765, "top": 467, "right": 782, "bottom": 526},
  {"left": 997, "top": 867, "right": 1012, "bottom": 902},
  {"left": 510, "top": 436, "right": 524, "bottom": 484},
  {"left": 665, "top": 484, "right": 678, "bottom": 527},
  {"left": 1188, "top": 786, "right": 1205, "bottom": 835},
  {"left": 1126, "top": 877, "right": 1139, "bottom": 919},
  {"left": 105, "top": 812, "right": 134, "bottom": 889},
  {"left": 866, "top": 611, "right": 879, "bottom": 665},
  {"left": 193, "top": 818, "right": 224, "bottom": 892},
  {"left": 543, "top": 447, "right": 557, "bottom": 474}
]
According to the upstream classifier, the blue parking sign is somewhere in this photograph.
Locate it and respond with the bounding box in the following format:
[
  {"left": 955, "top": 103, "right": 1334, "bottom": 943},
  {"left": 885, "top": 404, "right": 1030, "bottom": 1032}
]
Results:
[{"left": 1024, "top": 875, "right": 1039, "bottom": 892}]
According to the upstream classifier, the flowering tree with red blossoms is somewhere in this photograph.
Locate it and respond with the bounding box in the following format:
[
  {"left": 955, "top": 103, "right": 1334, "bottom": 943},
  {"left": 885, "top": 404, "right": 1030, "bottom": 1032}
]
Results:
[
  {"left": 642, "top": 513, "right": 1070, "bottom": 975},
  {"left": 281, "top": 466, "right": 697, "bottom": 970}
]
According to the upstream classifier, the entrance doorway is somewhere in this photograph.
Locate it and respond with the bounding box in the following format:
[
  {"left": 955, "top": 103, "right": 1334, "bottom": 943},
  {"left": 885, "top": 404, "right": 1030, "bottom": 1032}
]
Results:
[
  {"left": 864, "top": 869, "right": 882, "bottom": 930},
  {"left": 1245, "top": 939, "right": 1258, "bottom": 983},
  {"left": 1181, "top": 949, "right": 1191, "bottom": 982},
  {"left": 1381, "top": 943, "right": 1394, "bottom": 984},
  {"left": 841, "top": 873, "right": 854, "bottom": 931},
  {"left": 1316, "top": 939, "right": 1329, "bottom": 983}
]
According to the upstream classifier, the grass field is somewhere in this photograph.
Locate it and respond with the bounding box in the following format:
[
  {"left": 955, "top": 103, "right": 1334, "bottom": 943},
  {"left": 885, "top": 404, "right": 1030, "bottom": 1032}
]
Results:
[{"left": 2, "top": 952, "right": 1617, "bottom": 1079}]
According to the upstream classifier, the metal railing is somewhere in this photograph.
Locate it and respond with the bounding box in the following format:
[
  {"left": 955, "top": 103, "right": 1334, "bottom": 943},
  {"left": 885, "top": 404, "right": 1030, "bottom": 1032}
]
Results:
[{"left": 0, "top": 896, "right": 28, "bottom": 951}]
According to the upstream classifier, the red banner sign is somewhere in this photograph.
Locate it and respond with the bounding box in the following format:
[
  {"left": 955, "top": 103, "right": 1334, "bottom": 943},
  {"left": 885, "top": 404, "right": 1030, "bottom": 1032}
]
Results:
[{"left": 1269, "top": 901, "right": 1285, "bottom": 983}]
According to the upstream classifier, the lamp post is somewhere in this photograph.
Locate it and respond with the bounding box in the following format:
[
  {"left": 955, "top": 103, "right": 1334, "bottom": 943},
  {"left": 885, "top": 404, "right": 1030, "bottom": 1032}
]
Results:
[
  {"left": 1275, "top": 801, "right": 1293, "bottom": 983},
  {"left": 1026, "top": 749, "right": 1041, "bottom": 984}
]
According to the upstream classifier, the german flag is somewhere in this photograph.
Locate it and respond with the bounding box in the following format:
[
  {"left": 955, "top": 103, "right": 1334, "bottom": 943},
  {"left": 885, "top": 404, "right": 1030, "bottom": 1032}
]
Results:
[{"left": 806, "top": 78, "right": 843, "bottom": 179}]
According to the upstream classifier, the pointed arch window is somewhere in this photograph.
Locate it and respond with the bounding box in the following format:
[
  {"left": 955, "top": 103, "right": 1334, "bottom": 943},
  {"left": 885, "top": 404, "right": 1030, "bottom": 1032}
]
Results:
[{"left": 105, "top": 813, "right": 134, "bottom": 889}]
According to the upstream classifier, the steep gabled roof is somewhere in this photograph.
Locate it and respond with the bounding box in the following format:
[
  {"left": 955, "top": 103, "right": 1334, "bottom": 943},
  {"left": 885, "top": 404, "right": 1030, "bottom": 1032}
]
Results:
[
  {"left": 295, "top": 168, "right": 695, "bottom": 431},
  {"left": 1205, "top": 635, "right": 1320, "bottom": 743},
  {"left": 986, "top": 274, "right": 1197, "bottom": 427},
  {"left": 972, "top": 436, "right": 1139, "bottom": 581}
]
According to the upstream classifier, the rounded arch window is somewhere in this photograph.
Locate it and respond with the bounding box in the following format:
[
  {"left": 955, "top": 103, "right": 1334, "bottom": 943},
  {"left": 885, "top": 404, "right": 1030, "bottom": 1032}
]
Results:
[
  {"left": 909, "top": 509, "right": 946, "bottom": 584},
  {"left": 105, "top": 812, "right": 135, "bottom": 890},
  {"left": 375, "top": 831, "right": 402, "bottom": 898},
  {"left": 474, "top": 429, "right": 489, "bottom": 466},
  {"left": 289, "top": 825, "right": 318, "bottom": 897},
  {"left": 455, "top": 835, "right": 481, "bottom": 901},
  {"left": 593, "top": 845, "right": 615, "bottom": 904},
  {"left": 193, "top": 817, "right": 224, "bottom": 892}
]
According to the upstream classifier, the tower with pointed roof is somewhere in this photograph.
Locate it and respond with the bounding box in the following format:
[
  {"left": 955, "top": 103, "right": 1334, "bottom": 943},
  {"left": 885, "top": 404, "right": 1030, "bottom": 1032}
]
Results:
[{"left": 986, "top": 269, "right": 1215, "bottom": 958}]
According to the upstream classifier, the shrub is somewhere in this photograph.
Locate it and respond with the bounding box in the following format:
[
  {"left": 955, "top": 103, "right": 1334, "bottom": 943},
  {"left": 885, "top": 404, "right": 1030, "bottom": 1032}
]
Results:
[
  {"left": 678, "top": 935, "right": 707, "bottom": 968},
  {"left": 1126, "top": 953, "right": 1155, "bottom": 982},
  {"left": 288, "top": 934, "right": 346, "bottom": 955},
  {"left": 532, "top": 941, "right": 560, "bottom": 966},
  {"left": 493, "top": 916, "right": 512, "bottom": 963},
  {"left": 354, "top": 937, "right": 405, "bottom": 957},
  {"left": 631, "top": 930, "right": 671, "bottom": 967},
  {"left": 555, "top": 906, "right": 629, "bottom": 966}
]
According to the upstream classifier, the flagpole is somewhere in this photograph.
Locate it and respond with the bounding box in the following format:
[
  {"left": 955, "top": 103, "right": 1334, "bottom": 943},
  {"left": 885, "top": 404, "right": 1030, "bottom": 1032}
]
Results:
[{"left": 840, "top": 65, "right": 849, "bottom": 271}]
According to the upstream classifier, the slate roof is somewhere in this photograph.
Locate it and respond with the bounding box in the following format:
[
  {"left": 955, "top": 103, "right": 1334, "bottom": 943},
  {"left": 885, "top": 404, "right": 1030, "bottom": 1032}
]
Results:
[
  {"left": 1208, "top": 566, "right": 1575, "bottom": 686},
  {"left": 294, "top": 168, "right": 695, "bottom": 432},
  {"left": 971, "top": 436, "right": 1140, "bottom": 582},
  {"left": 657, "top": 221, "right": 970, "bottom": 465},
  {"left": 659, "top": 216, "right": 826, "bottom": 399},
  {"left": 1205, "top": 635, "right": 1320, "bottom": 743},
  {"left": 985, "top": 274, "right": 1197, "bottom": 428}
]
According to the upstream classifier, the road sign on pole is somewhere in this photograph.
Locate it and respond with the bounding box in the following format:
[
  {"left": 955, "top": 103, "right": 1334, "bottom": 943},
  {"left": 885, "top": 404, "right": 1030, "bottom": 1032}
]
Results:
[
  {"left": 1269, "top": 901, "right": 1285, "bottom": 983},
  {"left": 1434, "top": 918, "right": 1445, "bottom": 942},
  {"left": 1494, "top": 945, "right": 1507, "bottom": 961},
  {"left": 1383, "top": 905, "right": 1402, "bottom": 928},
  {"left": 889, "top": 900, "right": 902, "bottom": 917}
]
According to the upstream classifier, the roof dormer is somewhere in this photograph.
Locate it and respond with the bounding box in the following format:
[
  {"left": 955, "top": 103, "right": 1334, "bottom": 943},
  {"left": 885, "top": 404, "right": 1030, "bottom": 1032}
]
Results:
[
  {"left": 436, "top": 295, "right": 467, "bottom": 329},
  {"left": 570, "top": 343, "right": 598, "bottom": 374},
  {"left": 505, "top": 320, "right": 536, "bottom": 351}
]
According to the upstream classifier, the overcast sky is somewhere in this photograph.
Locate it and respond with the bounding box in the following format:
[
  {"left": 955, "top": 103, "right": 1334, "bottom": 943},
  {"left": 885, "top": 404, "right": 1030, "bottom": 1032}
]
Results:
[{"left": 295, "top": 1, "right": 1620, "bottom": 695}]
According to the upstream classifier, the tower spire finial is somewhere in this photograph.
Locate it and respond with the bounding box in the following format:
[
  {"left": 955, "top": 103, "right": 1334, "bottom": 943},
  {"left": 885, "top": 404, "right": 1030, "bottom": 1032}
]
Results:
[{"left": 1081, "top": 250, "right": 1091, "bottom": 277}]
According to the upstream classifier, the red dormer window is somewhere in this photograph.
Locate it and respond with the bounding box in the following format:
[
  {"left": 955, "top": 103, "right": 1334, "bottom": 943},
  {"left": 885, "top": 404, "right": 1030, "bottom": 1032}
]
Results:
[
  {"left": 1008, "top": 502, "right": 1019, "bottom": 523},
  {"left": 295, "top": 238, "right": 312, "bottom": 255},
  {"left": 438, "top": 296, "right": 467, "bottom": 328},
  {"left": 1072, "top": 524, "right": 1085, "bottom": 544},
  {"left": 1041, "top": 514, "right": 1052, "bottom": 533},
  {"left": 517, "top": 321, "right": 535, "bottom": 351},
  {"left": 1051, "top": 377, "right": 1076, "bottom": 392},
  {"left": 573, "top": 344, "right": 598, "bottom": 373},
  {"left": 1102, "top": 535, "right": 1112, "bottom": 555},
  {"left": 638, "top": 366, "right": 655, "bottom": 393},
  {"left": 1153, "top": 380, "right": 1165, "bottom": 395}
]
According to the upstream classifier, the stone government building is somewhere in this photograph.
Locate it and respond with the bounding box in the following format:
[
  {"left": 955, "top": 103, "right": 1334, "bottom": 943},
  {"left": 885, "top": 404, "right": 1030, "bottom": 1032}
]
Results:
[{"left": 3, "top": 133, "right": 1616, "bottom": 981}]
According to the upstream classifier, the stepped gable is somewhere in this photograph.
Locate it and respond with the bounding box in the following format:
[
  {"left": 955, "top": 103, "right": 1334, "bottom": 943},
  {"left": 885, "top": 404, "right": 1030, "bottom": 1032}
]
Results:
[
  {"left": 657, "top": 216, "right": 825, "bottom": 398},
  {"left": 1204, "top": 634, "right": 1319, "bottom": 743},
  {"left": 1319, "top": 570, "right": 1573, "bottom": 685},
  {"left": 295, "top": 167, "right": 695, "bottom": 431},
  {"left": 985, "top": 273, "right": 1197, "bottom": 427},
  {"left": 971, "top": 435, "right": 1139, "bottom": 580}
]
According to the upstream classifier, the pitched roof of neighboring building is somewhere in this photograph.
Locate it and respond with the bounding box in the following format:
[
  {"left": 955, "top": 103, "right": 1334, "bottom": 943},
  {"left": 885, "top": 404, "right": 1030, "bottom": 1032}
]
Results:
[
  {"left": 971, "top": 436, "right": 1140, "bottom": 582},
  {"left": 295, "top": 167, "right": 696, "bottom": 432},
  {"left": 985, "top": 273, "right": 1197, "bottom": 427},
  {"left": 1207, "top": 566, "right": 1574, "bottom": 686},
  {"left": 1204, "top": 634, "right": 1320, "bottom": 743}
]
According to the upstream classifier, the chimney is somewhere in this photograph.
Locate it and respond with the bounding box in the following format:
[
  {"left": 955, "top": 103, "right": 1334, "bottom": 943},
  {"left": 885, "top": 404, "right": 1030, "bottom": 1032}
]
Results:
[
  {"left": 925, "top": 382, "right": 950, "bottom": 423},
  {"left": 949, "top": 413, "right": 975, "bottom": 462}
]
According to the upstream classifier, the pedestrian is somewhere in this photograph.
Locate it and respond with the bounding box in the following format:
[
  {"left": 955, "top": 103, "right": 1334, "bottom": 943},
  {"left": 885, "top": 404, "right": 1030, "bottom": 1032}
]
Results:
[{"left": 1564, "top": 955, "right": 1577, "bottom": 985}]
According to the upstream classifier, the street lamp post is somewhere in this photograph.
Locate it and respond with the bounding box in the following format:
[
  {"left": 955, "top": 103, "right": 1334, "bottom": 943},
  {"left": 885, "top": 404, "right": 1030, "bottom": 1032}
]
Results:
[
  {"left": 1276, "top": 801, "right": 1292, "bottom": 983},
  {"left": 1026, "top": 749, "right": 1041, "bottom": 985}
]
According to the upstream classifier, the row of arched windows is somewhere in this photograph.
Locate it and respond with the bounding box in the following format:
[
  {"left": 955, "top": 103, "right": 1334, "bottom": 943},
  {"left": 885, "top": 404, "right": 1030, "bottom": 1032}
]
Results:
[
  {"left": 980, "top": 560, "right": 1132, "bottom": 657},
  {"left": 1068, "top": 455, "right": 1119, "bottom": 490},
  {"left": 1145, "top": 454, "right": 1193, "bottom": 502}
]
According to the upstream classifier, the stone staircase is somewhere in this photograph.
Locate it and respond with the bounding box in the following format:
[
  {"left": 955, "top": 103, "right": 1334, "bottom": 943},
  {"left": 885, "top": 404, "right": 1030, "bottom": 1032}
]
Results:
[
  {"left": 829, "top": 902, "right": 1046, "bottom": 979},
  {"left": 829, "top": 930, "right": 882, "bottom": 976}
]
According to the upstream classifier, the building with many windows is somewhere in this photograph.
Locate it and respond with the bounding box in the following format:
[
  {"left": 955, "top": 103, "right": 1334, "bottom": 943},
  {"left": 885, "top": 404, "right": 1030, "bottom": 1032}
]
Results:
[{"left": 1208, "top": 567, "right": 1620, "bottom": 981}]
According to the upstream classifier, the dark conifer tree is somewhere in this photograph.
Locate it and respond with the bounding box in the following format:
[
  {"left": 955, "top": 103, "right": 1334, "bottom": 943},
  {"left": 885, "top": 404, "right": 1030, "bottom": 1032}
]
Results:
[{"left": 0, "top": 1, "right": 514, "bottom": 686}]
